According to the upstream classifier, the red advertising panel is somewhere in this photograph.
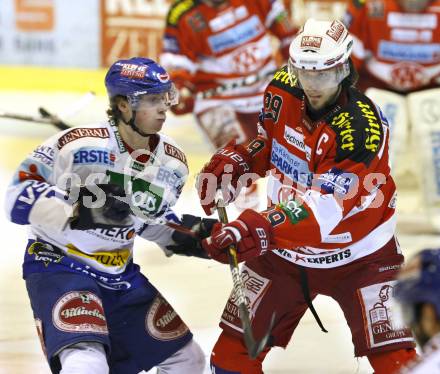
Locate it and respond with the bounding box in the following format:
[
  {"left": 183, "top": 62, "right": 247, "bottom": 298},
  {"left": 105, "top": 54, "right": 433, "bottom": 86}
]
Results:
[{"left": 101, "top": 0, "right": 172, "bottom": 67}]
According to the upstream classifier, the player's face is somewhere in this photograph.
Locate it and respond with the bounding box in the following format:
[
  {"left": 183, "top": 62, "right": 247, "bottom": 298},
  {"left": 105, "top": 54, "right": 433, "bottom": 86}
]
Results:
[
  {"left": 300, "top": 77, "right": 341, "bottom": 111},
  {"left": 398, "top": 0, "right": 432, "bottom": 12},
  {"left": 295, "top": 65, "right": 346, "bottom": 111},
  {"left": 132, "top": 93, "right": 171, "bottom": 134}
]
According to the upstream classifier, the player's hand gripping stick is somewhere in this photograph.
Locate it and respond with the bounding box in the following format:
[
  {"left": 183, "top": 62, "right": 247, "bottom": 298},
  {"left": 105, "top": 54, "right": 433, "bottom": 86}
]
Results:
[{"left": 215, "top": 196, "right": 275, "bottom": 359}]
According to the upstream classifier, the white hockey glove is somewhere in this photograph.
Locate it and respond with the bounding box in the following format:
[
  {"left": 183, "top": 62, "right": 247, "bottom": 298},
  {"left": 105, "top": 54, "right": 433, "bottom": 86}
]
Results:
[{"left": 28, "top": 184, "right": 76, "bottom": 232}]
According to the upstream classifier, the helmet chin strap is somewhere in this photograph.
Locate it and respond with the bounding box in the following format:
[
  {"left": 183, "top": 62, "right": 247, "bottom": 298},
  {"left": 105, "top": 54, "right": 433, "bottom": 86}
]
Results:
[{"left": 122, "top": 110, "right": 153, "bottom": 137}]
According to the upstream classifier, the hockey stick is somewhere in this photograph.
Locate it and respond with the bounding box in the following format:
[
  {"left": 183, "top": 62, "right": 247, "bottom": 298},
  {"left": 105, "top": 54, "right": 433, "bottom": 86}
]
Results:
[
  {"left": 0, "top": 110, "right": 70, "bottom": 131},
  {"left": 216, "top": 198, "right": 275, "bottom": 359},
  {"left": 0, "top": 91, "right": 96, "bottom": 131},
  {"left": 38, "top": 107, "right": 71, "bottom": 130}
]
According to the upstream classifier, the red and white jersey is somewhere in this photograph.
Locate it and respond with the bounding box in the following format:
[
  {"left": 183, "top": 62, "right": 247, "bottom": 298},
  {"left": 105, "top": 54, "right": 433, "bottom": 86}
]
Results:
[
  {"left": 400, "top": 333, "right": 440, "bottom": 373},
  {"left": 160, "top": 0, "right": 296, "bottom": 114},
  {"left": 245, "top": 67, "right": 396, "bottom": 268},
  {"left": 345, "top": 0, "right": 440, "bottom": 93}
]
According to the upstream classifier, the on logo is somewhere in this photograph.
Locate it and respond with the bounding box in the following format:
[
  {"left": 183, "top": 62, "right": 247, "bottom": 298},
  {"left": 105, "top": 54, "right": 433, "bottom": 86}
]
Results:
[
  {"left": 231, "top": 44, "right": 261, "bottom": 73},
  {"left": 390, "top": 62, "right": 427, "bottom": 91}
]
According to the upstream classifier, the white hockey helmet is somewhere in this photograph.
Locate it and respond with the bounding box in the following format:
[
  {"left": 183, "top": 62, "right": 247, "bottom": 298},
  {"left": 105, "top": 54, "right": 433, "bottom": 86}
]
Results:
[{"left": 288, "top": 19, "right": 353, "bottom": 90}]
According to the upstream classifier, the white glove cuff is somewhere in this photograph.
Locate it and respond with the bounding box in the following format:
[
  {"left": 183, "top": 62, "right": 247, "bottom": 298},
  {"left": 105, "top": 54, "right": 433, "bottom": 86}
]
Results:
[
  {"left": 28, "top": 187, "right": 75, "bottom": 232},
  {"left": 224, "top": 226, "right": 242, "bottom": 242}
]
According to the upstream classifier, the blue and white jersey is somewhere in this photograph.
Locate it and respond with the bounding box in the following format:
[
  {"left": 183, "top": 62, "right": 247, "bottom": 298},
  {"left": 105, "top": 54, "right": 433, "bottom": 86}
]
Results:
[{"left": 5, "top": 121, "right": 188, "bottom": 276}]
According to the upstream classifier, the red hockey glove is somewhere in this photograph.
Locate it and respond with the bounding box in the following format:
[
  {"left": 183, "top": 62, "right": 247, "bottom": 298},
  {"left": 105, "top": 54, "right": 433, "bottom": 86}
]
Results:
[
  {"left": 196, "top": 140, "right": 253, "bottom": 215},
  {"left": 202, "top": 209, "right": 271, "bottom": 264},
  {"left": 171, "top": 84, "right": 194, "bottom": 115},
  {"left": 170, "top": 72, "right": 195, "bottom": 115}
]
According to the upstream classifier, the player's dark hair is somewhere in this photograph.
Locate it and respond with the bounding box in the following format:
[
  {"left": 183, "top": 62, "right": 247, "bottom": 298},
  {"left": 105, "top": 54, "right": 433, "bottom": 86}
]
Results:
[
  {"left": 106, "top": 95, "right": 126, "bottom": 123},
  {"left": 342, "top": 58, "right": 358, "bottom": 88}
]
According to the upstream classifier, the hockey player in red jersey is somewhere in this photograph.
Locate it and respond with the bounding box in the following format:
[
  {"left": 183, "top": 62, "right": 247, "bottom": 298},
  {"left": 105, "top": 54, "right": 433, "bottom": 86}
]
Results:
[
  {"left": 197, "top": 19, "right": 418, "bottom": 373},
  {"left": 160, "top": 0, "right": 296, "bottom": 209},
  {"left": 345, "top": 0, "right": 440, "bottom": 93},
  {"left": 160, "top": 0, "right": 296, "bottom": 145},
  {"left": 344, "top": 0, "right": 440, "bottom": 230}
]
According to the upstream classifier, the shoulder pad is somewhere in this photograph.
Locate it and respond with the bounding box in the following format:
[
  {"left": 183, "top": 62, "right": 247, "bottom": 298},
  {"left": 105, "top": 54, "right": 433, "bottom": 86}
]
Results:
[
  {"left": 159, "top": 134, "right": 188, "bottom": 168},
  {"left": 268, "top": 66, "right": 302, "bottom": 98},
  {"left": 328, "top": 89, "right": 383, "bottom": 165},
  {"left": 167, "top": 0, "right": 197, "bottom": 26}
]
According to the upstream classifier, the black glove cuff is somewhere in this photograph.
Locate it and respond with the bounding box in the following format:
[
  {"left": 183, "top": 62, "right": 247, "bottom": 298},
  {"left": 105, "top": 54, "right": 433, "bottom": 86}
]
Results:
[
  {"left": 166, "top": 214, "right": 218, "bottom": 259},
  {"left": 70, "top": 183, "right": 132, "bottom": 230}
]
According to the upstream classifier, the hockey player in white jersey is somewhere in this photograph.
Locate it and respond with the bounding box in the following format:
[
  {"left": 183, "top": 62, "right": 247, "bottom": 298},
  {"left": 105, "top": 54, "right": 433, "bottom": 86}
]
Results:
[
  {"left": 395, "top": 248, "right": 440, "bottom": 373},
  {"left": 4, "top": 57, "right": 216, "bottom": 373}
]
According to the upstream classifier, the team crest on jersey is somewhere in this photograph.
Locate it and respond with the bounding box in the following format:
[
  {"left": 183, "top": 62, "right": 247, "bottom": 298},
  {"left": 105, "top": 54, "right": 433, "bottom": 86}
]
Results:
[
  {"left": 358, "top": 281, "right": 413, "bottom": 349},
  {"left": 53, "top": 291, "right": 108, "bottom": 334},
  {"left": 389, "top": 62, "right": 427, "bottom": 91},
  {"left": 188, "top": 11, "right": 207, "bottom": 32},
  {"left": 145, "top": 294, "right": 189, "bottom": 340},
  {"left": 367, "top": 0, "right": 384, "bottom": 18}
]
